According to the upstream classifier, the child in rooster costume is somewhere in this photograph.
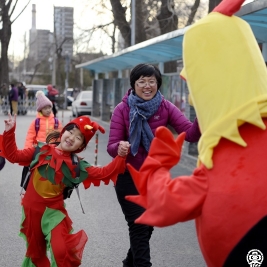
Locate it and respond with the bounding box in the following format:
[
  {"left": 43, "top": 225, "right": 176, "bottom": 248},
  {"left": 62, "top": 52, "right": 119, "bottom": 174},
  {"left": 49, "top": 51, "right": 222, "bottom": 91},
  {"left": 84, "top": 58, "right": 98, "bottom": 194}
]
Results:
[
  {"left": 0, "top": 114, "right": 126, "bottom": 267},
  {"left": 126, "top": 0, "right": 267, "bottom": 266}
]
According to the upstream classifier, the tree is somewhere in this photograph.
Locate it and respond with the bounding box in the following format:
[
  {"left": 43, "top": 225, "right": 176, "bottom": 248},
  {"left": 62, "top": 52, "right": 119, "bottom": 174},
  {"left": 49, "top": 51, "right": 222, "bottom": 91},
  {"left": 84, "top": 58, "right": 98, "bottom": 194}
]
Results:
[
  {"left": 44, "top": 0, "right": 212, "bottom": 77},
  {"left": 110, "top": 0, "right": 131, "bottom": 47},
  {"left": 0, "top": 0, "right": 30, "bottom": 95},
  {"left": 157, "top": 0, "right": 178, "bottom": 34},
  {"left": 156, "top": 0, "right": 179, "bottom": 72},
  {"left": 208, "top": 0, "right": 223, "bottom": 13}
]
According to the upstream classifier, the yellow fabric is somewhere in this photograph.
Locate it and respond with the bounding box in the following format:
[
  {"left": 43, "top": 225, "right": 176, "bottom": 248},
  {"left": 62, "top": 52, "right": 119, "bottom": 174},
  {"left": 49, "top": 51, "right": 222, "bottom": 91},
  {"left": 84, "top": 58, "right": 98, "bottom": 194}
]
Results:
[
  {"left": 182, "top": 12, "right": 267, "bottom": 169},
  {"left": 33, "top": 168, "right": 64, "bottom": 198}
]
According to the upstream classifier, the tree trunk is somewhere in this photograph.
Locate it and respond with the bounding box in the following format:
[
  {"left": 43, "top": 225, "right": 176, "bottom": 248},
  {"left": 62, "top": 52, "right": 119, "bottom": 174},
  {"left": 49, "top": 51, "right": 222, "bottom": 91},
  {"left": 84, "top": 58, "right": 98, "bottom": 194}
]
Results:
[
  {"left": 157, "top": 0, "right": 178, "bottom": 35},
  {"left": 135, "top": 1, "right": 146, "bottom": 44},
  {"left": 28, "top": 63, "right": 41, "bottom": 84},
  {"left": 208, "top": 0, "right": 223, "bottom": 13},
  {"left": 157, "top": 0, "right": 178, "bottom": 73},
  {"left": 0, "top": 2, "right": 12, "bottom": 94},
  {"left": 186, "top": 0, "right": 201, "bottom": 26},
  {"left": 110, "top": 0, "right": 131, "bottom": 47}
]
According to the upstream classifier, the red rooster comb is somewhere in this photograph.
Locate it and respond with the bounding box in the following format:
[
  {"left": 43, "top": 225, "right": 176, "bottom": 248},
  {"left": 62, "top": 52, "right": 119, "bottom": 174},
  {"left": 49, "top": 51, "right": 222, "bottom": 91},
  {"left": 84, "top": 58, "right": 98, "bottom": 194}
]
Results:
[{"left": 213, "top": 0, "right": 245, "bottom": 16}]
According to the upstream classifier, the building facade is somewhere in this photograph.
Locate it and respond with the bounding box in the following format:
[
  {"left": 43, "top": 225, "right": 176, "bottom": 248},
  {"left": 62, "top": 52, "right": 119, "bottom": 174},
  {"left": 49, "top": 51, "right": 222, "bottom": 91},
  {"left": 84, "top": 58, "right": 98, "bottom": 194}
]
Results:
[
  {"left": 28, "top": 4, "right": 52, "bottom": 62},
  {"left": 54, "top": 6, "right": 74, "bottom": 57}
]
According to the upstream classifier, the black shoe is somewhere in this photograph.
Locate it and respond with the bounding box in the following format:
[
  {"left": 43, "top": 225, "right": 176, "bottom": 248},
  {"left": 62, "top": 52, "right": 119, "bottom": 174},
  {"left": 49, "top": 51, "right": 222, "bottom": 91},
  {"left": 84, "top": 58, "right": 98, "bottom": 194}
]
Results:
[{"left": 122, "top": 259, "right": 133, "bottom": 267}]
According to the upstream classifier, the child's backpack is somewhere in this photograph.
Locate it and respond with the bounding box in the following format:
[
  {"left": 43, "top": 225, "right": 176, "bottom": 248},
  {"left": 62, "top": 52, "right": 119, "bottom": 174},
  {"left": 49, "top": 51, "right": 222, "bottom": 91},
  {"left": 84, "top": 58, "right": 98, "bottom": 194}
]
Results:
[
  {"left": 0, "top": 156, "right": 5, "bottom": 171},
  {"left": 35, "top": 117, "right": 59, "bottom": 136}
]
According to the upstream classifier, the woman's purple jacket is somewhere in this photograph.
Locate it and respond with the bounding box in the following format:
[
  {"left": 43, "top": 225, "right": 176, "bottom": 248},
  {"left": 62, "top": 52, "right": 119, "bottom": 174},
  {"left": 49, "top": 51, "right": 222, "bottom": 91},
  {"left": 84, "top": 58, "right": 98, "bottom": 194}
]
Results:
[{"left": 107, "top": 89, "right": 201, "bottom": 171}]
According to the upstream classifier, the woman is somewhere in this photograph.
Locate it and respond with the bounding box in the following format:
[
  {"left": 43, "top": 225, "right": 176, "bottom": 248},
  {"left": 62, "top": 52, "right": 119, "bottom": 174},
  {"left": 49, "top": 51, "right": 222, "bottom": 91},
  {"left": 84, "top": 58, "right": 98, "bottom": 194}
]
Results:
[{"left": 107, "top": 63, "right": 201, "bottom": 267}]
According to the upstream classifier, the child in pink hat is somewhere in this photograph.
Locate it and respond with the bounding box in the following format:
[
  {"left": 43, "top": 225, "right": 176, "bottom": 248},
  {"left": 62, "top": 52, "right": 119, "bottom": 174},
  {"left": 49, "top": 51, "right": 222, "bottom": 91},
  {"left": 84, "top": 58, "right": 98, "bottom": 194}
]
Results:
[{"left": 24, "top": 91, "right": 63, "bottom": 148}]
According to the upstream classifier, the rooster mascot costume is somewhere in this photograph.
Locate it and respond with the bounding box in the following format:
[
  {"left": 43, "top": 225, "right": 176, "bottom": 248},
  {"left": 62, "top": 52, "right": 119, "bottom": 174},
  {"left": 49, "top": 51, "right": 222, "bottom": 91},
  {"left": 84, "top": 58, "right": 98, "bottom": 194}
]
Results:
[{"left": 126, "top": 0, "right": 267, "bottom": 266}]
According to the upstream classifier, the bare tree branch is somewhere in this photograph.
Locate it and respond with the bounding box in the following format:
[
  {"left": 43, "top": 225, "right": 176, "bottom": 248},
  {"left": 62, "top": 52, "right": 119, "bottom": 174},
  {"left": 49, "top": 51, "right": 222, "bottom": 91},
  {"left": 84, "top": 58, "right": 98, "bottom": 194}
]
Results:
[
  {"left": 11, "top": 0, "right": 31, "bottom": 24},
  {"left": 9, "top": 0, "right": 18, "bottom": 18},
  {"left": 186, "top": 0, "right": 201, "bottom": 26},
  {"left": 109, "top": 0, "right": 131, "bottom": 47}
]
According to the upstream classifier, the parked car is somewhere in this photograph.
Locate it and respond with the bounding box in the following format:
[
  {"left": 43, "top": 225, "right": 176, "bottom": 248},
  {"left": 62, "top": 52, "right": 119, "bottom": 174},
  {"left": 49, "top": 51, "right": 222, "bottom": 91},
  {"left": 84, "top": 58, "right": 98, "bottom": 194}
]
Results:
[
  {"left": 71, "top": 91, "right": 92, "bottom": 117},
  {"left": 63, "top": 88, "right": 74, "bottom": 107}
]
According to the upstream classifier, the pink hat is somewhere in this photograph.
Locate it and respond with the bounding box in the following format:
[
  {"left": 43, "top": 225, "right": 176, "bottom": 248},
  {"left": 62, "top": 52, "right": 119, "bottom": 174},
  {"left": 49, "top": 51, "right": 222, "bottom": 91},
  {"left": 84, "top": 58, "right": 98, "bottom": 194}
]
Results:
[{"left": 36, "top": 91, "right": 52, "bottom": 111}]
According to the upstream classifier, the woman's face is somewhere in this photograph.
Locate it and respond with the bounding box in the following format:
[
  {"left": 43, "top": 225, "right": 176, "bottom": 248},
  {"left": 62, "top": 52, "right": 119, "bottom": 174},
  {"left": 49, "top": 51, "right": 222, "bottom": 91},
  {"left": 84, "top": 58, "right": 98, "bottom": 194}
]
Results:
[{"left": 134, "top": 75, "right": 158, "bottom": 100}]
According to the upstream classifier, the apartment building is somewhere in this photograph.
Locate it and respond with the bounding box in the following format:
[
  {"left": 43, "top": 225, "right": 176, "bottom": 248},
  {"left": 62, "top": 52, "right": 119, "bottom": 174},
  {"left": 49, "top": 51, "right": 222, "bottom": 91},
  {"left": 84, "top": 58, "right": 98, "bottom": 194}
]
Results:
[{"left": 54, "top": 6, "right": 74, "bottom": 56}]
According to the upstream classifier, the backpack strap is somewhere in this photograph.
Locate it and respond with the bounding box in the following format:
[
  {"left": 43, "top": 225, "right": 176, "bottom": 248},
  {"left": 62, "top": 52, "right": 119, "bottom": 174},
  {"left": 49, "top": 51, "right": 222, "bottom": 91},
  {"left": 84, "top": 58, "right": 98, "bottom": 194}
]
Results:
[
  {"left": 75, "top": 186, "right": 85, "bottom": 214},
  {"left": 71, "top": 153, "right": 85, "bottom": 214},
  {"left": 35, "top": 118, "right": 40, "bottom": 137},
  {"left": 35, "top": 118, "right": 59, "bottom": 134},
  {"left": 63, "top": 153, "right": 84, "bottom": 213},
  {"left": 54, "top": 117, "right": 59, "bottom": 129}
]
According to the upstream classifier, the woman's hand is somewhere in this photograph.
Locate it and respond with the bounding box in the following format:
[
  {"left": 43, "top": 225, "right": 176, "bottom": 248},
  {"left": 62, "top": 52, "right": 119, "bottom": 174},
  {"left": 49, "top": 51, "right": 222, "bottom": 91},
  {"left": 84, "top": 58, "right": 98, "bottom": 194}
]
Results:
[
  {"left": 118, "top": 141, "right": 131, "bottom": 157},
  {"left": 4, "top": 113, "right": 16, "bottom": 132}
]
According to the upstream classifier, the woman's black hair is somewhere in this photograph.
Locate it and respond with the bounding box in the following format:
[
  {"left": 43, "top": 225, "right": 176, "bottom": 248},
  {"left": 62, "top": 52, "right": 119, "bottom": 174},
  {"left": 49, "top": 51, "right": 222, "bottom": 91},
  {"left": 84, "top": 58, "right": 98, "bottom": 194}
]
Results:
[
  {"left": 46, "top": 124, "right": 87, "bottom": 150},
  {"left": 130, "top": 64, "right": 162, "bottom": 90}
]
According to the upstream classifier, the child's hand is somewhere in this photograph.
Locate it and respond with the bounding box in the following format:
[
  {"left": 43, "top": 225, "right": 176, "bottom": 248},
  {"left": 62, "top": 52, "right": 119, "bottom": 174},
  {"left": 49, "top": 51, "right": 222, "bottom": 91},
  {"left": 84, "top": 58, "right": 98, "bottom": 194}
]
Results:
[
  {"left": 118, "top": 141, "right": 131, "bottom": 157},
  {"left": 4, "top": 113, "right": 16, "bottom": 132}
]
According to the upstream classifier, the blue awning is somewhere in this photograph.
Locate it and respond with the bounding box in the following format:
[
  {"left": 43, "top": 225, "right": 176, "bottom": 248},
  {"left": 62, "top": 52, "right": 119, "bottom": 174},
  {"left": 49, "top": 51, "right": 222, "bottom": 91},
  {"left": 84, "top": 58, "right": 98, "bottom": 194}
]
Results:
[
  {"left": 76, "top": 0, "right": 267, "bottom": 74},
  {"left": 236, "top": 0, "right": 267, "bottom": 43},
  {"left": 76, "top": 28, "right": 187, "bottom": 73}
]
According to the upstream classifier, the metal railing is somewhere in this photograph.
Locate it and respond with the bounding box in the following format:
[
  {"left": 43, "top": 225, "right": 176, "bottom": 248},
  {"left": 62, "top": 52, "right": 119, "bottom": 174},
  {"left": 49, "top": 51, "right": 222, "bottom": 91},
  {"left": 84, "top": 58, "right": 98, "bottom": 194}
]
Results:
[{"left": 0, "top": 97, "right": 37, "bottom": 115}]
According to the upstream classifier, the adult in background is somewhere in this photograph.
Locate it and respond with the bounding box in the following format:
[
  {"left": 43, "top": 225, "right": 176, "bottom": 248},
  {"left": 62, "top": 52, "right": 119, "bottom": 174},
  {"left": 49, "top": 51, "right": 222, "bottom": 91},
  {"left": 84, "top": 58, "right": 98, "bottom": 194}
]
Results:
[
  {"left": 9, "top": 83, "right": 18, "bottom": 115},
  {"left": 17, "top": 82, "right": 26, "bottom": 100},
  {"left": 47, "top": 84, "right": 59, "bottom": 117},
  {"left": 107, "top": 63, "right": 201, "bottom": 267}
]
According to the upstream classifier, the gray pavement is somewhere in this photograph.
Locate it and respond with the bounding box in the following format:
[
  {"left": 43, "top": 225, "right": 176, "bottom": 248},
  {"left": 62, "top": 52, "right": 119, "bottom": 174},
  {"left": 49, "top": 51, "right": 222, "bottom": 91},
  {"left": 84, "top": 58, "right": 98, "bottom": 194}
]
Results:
[{"left": 0, "top": 110, "right": 206, "bottom": 267}]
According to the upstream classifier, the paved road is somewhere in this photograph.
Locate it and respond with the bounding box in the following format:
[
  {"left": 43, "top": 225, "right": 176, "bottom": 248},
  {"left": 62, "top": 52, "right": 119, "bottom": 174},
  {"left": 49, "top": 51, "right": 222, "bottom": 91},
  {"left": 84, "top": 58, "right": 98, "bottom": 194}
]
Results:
[{"left": 0, "top": 110, "right": 206, "bottom": 267}]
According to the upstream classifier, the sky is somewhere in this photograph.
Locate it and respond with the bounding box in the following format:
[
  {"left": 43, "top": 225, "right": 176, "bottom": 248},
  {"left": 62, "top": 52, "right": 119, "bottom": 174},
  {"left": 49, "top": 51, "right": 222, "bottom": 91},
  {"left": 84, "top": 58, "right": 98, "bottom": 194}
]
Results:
[
  {"left": 10, "top": 0, "right": 255, "bottom": 60},
  {"left": 10, "top": 0, "right": 111, "bottom": 60}
]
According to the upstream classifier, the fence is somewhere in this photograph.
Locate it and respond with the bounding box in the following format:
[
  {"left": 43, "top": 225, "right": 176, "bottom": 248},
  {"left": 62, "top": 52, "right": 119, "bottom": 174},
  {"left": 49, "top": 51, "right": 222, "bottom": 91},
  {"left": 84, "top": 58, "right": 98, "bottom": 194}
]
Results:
[{"left": 0, "top": 96, "right": 38, "bottom": 115}]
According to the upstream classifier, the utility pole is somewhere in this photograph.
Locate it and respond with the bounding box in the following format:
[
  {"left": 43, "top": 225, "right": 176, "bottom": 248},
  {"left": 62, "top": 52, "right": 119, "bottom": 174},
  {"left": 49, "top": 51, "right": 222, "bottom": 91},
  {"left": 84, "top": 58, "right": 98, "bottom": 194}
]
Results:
[
  {"left": 48, "top": 55, "right": 56, "bottom": 86},
  {"left": 65, "top": 51, "right": 70, "bottom": 109},
  {"left": 131, "top": 0, "right": 136, "bottom": 46},
  {"left": 23, "top": 32, "right": 27, "bottom": 83},
  {"left": 80, "top": 68, "right": 83, "bottom": 89},
  {"left": 52, "top": 54, "right": 56, "bottom": 85}
]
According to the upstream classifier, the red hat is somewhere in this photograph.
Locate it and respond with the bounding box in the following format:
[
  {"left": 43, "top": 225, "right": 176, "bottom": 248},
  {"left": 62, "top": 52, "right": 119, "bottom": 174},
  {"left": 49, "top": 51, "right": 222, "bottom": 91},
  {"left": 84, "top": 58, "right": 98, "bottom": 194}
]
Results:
[{"left": 61, "top": 116, "right": 105, "bottom": 153}]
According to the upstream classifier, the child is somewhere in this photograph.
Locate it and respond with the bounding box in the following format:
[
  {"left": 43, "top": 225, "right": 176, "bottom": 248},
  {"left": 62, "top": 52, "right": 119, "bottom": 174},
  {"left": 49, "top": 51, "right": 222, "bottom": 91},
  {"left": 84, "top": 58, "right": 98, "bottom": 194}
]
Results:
[
  {"left": 0, "top": 114, "right": 127, "bottom": 267},
  {"left": 24, "top": 90, "right": 63, "bottom": 149}
]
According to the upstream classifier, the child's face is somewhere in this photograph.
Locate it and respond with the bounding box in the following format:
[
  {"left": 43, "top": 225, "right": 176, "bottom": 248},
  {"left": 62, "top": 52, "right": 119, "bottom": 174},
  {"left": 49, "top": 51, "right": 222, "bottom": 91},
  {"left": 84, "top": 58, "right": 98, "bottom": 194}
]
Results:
[
  {"left": 41, "top": 105, "right": 52, "bottom": 117},
  {"left": 58, "top": 127, "right": 85, "bottom": 152}
]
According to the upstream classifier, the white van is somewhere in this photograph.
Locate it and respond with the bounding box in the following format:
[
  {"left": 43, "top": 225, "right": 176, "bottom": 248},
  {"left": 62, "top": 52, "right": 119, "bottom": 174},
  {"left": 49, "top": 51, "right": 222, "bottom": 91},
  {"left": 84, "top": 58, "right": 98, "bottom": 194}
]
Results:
[{"left": 25, "top": 84, "right": 47, "bottom": 98}]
